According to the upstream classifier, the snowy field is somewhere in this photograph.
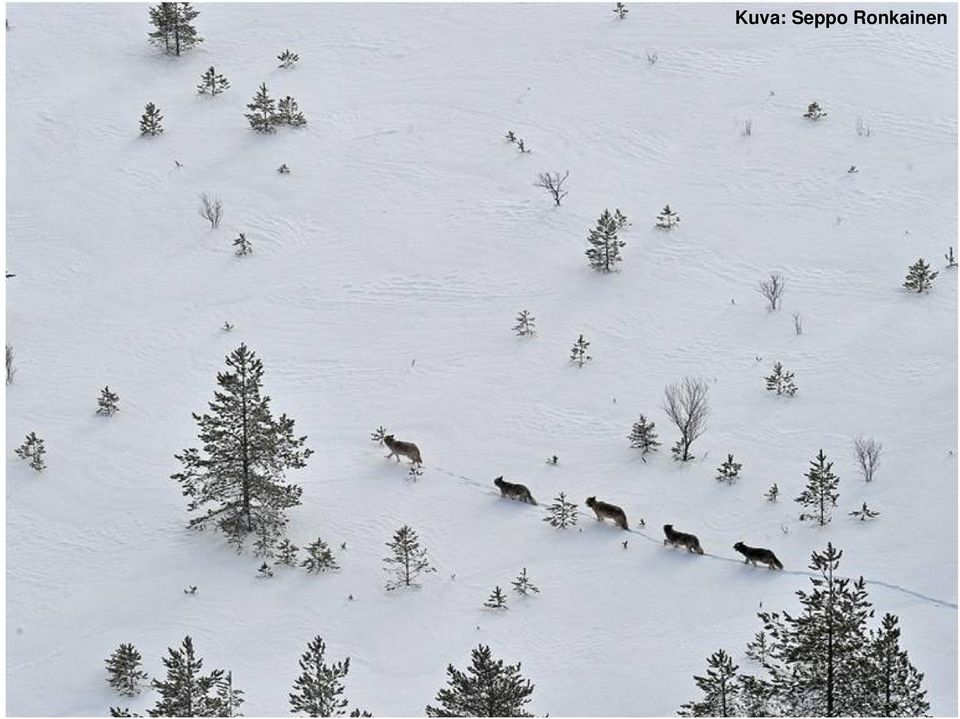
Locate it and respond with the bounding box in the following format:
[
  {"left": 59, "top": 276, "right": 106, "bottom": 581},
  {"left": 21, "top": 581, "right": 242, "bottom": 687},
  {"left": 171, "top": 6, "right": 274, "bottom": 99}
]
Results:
[{"left": 5, "top": 2, "right": 958, "bottom": 715}]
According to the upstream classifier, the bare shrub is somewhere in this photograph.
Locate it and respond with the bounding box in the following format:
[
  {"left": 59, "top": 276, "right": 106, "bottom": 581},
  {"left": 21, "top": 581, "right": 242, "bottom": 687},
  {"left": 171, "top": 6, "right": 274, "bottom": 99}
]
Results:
[
  {"left": 198, "top": 193, "right": 223, "bottom": 228},
  {"left": 534, "top": 171, "right": 569, "bottom": 207},
  {"left": 661, "top": 377, "right": 710, "bottom": 461},
  {"left": 646, "top": 51, "right": 659, "bottom": 65},
  {"left": 739, "top": 119, "right": 754, "bottom": 137},
  {"left": 856, "top": 117, "right": 871, "bottom": 138},
  {"left": 853, "top": 436, "right": 882, "bottom": 482},
  {"left": 792, "top": 312, "right": 803, "bottom": 335},
  {"left": 757, "top": 273, "right": 786, "bottom": 311},
  {"left": 5, "top": 344, "right": 15, "bottom": 384}
]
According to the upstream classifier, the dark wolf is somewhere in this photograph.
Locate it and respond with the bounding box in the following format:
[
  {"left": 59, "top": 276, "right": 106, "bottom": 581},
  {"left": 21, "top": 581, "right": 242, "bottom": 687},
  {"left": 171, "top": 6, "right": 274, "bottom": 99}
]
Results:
[
  {"left": 585, "top": 496, "right": 629, "bottom": 530},
  {"left": 734, "top": 541, "right": 783, "bottom": 569},
  {"left": 384, "top": 434, "right": 422, "bottom": 465},
  {"left": 493, "top": 476, "right": 537, "bottom": 505},
  {"left": 663, "top": 524, "right": 704, "bottom": 554}
]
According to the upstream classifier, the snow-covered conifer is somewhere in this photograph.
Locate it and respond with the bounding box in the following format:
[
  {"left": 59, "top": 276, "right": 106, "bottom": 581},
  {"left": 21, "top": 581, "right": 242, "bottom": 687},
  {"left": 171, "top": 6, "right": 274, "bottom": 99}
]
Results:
[
  {"left": 289, "top": 635, "right": 351, "bottom": 717},
  {"left": 715, "top": 453, "right": 742, "bottom": 483},
  {"left": 370, "top": 426, "right": 388, "bottom": 445},
  {"left": 542, "top": 492, "right": 578, "bottom": 529},
  {"left": 569, "top": 334, "right": 591, "bottom": 367},
  {"left": 426, "top": 645, "right": 535, "bottom": 717},
  {"left": 903, "top": 258, "right": 938, "bottom": 293},
  {"left": 627, "top": 414, "right": 660, "bottom": 461},
  {"left": 511, "top": 567, "right": 539, "bottom": 596},
  {"left": 106, "top": 644, "right": 148, "bottom": 697},
  {"left": 15, "top": 431, "right": 46, "bottom": 472},
  {"left": 765, "top": 362, "right": 797, "bottom": 396},
  {"left": 484, "top": 586, "right": 508, "bottom": 610},
  {"left": 613, "top": 2, "right": 628, "bottom": 19},
  {"left": 148, "top": 636, "right": 228, "bottom": 717},
  {"left": 245, "top": 83, "right": 276, "bottom": 133},
  {"left": 863, "top": 613, "right": 929, "bottom": 716},
  {"left": 196, "top": 66, "right": 229, "bottom": 96},
  {"left": 613, "top": 208, "right": 630, "bottom": 230},
  {"left": 803, "top": 101, "right": 827, "bottom": 120},
  {"left": 513, "top": 310, "right": 536, "bottom": 337},
  {"left": 233, "top": 232, "right": 252, "bottom": 256},
  {"left": 275, "top": 538, "right": 299, "bottom": 566},
  {"left": 586, "top": 209, "right": 625, "bottom": 272},
  {"left": 678, "top": 649, "right": 741, "bottom": 717},
  {"left": 795, "top": 449, "right": 839, "bottom": 526},
  {"left": 383, "top": 525, "right": 434, "bottom": 590},
  {"left": 656, "top": 204, "right": 680, "bottom": 230},
  {"left": 849, "top": 502, "right": 880, "bottom": 521},
  {"left": 277, "top": 49, "right": 300, "bottom": 69},
  {"left": 764, "top": 483, "right": 779, "bottom": 502},
  {"left": 276, "top": 96, "right": 307, "bottom": 127},
  {"left": 301, "top": 538, "right": 339, "bottom": 574},
  {"left": 257, "top": 561, "right": 274, "bottom": 578},
  {"left": 140, "top": 103, "right": 163, "bottom": 136},
  {"left": 97, "top": 386, "right": 120, "bottom": 416}
]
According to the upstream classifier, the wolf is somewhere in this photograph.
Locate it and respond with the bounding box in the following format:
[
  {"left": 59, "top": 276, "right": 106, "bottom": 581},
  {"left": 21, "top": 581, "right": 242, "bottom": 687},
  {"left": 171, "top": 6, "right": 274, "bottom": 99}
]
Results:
[
  {"left": 493, "top": 476, "right": 537, "bottom": 505},
  {"left": 663, "top": 524, "right": 704, "bottom": 554},
  {"left": 585, "top": 497, "right": 629, "bottom": 530},
  {"left": 733, "top": 542, "right": 783, "bottom": 570},
  {"left": 383, "top": 435, "right": 422, "bottom": 465}
]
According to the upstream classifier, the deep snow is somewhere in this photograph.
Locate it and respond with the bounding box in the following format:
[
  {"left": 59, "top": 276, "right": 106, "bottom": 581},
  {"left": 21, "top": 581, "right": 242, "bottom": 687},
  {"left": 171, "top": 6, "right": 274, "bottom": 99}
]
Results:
[{"left": 5, "top": 3, "right": 958, "bottom": 716}]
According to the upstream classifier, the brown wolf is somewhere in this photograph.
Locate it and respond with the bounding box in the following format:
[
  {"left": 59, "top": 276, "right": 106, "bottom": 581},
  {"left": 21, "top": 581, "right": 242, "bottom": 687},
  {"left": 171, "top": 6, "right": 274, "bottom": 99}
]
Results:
[
  {"left": 585, "top": 496, "right": 629, "bottom": 530},
  {"left": 663, "top": 524, "right": 704, "bottom": 554},
  {"left": 384, "top": 435, "right": 422, "bottom": 465},
  {"left": 734, "top": 542, "right": 783, "bottom": 569},
  {"left": 493, "top": 476, "right": 537, "bottom": 505}
]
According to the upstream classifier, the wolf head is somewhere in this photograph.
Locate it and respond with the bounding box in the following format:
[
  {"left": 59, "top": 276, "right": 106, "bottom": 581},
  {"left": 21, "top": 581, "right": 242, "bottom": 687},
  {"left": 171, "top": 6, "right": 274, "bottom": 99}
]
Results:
[
  {"left": 585, "top": 496, "right": 596, "bottom": 508},
  {"left": 493, "top": 476, "right": 504, "bottom": 487},
  {"left": 733, "top": 541, "right": 746, "bottom": 552},
  {"left": 663, "top": 524, "right": 674, "bottom": 534},
  {"left": 384, "top": 434, "right": 395, "bottom": 442}
]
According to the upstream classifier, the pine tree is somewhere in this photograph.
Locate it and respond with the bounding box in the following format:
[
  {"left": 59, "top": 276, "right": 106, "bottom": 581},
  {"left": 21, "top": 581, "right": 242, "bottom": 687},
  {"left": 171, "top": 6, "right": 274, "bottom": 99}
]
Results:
[
  {"left": 745, "top": 629, "right": 771, "bottom": 667},
  {"left": 234, "top": 232, "right": 252, "bottom": 256},
  {"left": 849, "top": 502, "right": 880, "bottom": 521},
  {"left": 804, "top": 101, "right": 827, "bottom": 120},
  {"left": 289, "top": 636, "right": 350, "bottom": 717},
  {"left": 513, "top": 310, "right": 536, "bottom": 337},
  {"left": 109, "top": 708, "right": 140, "bottom": 717},
  {"left": 140, "top": 103, "right": 164, "bottom": 136},
  {"left": 903, "top": 258, "right": 938, "bottom": 293},
  {"left": 627, "top": 414, "right": 660, "bottom": 461},
  {"left": 543, "top": 492, "right": 578, "bottom": 529},
  {"left": 511, "top": 567, "right": 539, "bottom": 596},
  {"left": 425, "top": 644, "right": 535, "bottom": 717},
  {"left": 216, "top": 671, "right": 245, "bottom": 717},
  {"left": 301, "top": 538, "right": 339, "bottom": 574},
  {"left": 147, "top": 3, "right": 177, "bottom": 54},
  {"left": 383, "top": 525, "right": 434, "bottom": 590},
  {"left": 484, "top": 586, "right": 508, "bottom": 610},
  {"left": 569, "top": 334, "right": 591, "bottom": 367},
  {"left": 276, "top": 96, "right": 307, "bottom": 127},
  {"left": 715, "top": 453, "right": 742, "bottom": 483},
  {"left": 795, "top": 449, "right": 839, "bottom": 526},
  {"left": 106, "top": 644, "right": 149, "bottom": 697},
  {"left": 275, "top": 538, "right": 299, "bottom": 566},
  {"left": 15, "top": 431, "right": 46, "bottom": 471},
  {"left": 147, "top": 3, "right": 201, "bottom": 56},
  {"left": 171, "top": 344, "right": 311, "bottom": 552},
  {"left": 98, "top": 386, "right": 120, "bottom": 416},
  {"left": 864, "top": 613, "right": 930, "bottom": 716},
  {"left": 148, "top": 636, "right": 229, "bottom": 717},
  {"left": 197, "top": 66, "right": 230, "bottom": 96},
  {"left": 278, "top": 163, "right": 291, "bottom": 175},
  {"left": 370, "top": 426, "right": 388, "bottom": 445},
  {"left": 245, "top": 83, "right": 277, "bottom": 133},
  {"left": 277, "top": 49, "right": 300, "bottom": 68},
  {"left": 764, "top": 483, "right": 779, "bottom": 502},
  {"left": 678, "top": 649, "right": 741, "bottom": 717},
  {"left": 765, "top": 362, "right": 797, "bottom": 396},
  {"left": 585, "top": 209, "right": 625, "bottom": 272},
  {"left": 613, "top": 208, "right": 630, "bottom": 230},
  {"left": 737, "top": 675, "right": 774, "bottom": 717},
  {"left": 613, "top": 2, "right": 629, "bottom": 20},
  {"left": 656, "top": 204, "right": 680, "bottom": 230},
  {"left": 258, "top": 561, "right": 274, "bottom": 578}
]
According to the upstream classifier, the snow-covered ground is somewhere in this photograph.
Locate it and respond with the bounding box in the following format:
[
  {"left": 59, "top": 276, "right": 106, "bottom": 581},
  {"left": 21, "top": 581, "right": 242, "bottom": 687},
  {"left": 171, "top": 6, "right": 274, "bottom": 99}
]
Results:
[{"left": 5, "top": 3, "right": 957, "bottom": 715}]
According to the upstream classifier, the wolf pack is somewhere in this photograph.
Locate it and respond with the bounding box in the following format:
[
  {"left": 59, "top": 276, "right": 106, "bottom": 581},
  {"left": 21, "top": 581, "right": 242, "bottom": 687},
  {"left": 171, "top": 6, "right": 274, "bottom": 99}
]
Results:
[{"left": 383, "top": 434, "right": 784, "bottom": 571}]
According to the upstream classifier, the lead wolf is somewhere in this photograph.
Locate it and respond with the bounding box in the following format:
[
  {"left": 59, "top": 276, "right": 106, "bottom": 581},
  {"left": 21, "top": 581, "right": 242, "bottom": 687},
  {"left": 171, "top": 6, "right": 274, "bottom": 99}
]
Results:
[
  {"left": 585, "top": 496, "right": 629, "bottom": 530},
  {"left": 383, "top": 434, "right": 423, "bottom": 465},
  {"left": 734, "top": 541, "right": 783, "bottom": 570},
  {"left": 663, "top": 524, "right": 704, "bottom": 554},
  {"left": 493, "top": 476, "right": 537, "bottom": 505}
]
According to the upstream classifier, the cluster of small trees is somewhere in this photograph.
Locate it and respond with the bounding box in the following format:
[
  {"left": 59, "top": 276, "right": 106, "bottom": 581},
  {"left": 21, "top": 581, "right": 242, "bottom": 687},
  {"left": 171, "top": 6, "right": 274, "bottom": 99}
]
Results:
[
  {"left": 484, "top": 568, "right": 540, "bottom": 610},
  {"left": 679, "top": 544, "right": 928, "bottom": 717},
  {"left": 245, "top": 83, "right": 307, "bottom": 133}
]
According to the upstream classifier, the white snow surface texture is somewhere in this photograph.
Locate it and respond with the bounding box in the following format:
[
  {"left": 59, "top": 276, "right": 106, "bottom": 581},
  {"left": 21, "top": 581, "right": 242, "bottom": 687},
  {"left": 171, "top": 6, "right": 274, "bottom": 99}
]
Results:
[{"left": 5, "top": 3, "right": 958, "bottom": 716}]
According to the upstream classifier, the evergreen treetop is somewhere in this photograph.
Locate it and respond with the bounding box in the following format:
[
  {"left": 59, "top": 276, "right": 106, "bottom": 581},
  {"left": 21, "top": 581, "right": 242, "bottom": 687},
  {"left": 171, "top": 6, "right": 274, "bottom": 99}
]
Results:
[
  {"left": 425, "top": 644, "right": 535, "bottom": 717},
  {"left": 289, "top": 635, "right": 351, "bottom": 717}
]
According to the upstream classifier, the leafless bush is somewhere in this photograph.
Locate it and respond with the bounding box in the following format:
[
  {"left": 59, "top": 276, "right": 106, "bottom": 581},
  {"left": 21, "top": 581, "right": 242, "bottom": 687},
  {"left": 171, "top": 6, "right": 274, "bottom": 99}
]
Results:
[
  {"left": 757, "top": 273, "right": 786, "bottom": 311},
  {"left": 792, "top": 312, "right": 803, "bottom": 335},
  {"left": 534, "top": 171, "right": 569, "bottom": 207},
  {"left": 646, "top": 51, "right": 659, "bottom": 65},
  {"left": 6, "top": 344, "right": 15, "bottom": 384},
  {"left": 739, "top": 119, "right": 754, "bottom": 137},
  {"left": 661, "top": 376, "right": 710, "bottom": 461},
  {"left": 853, "top": 436, "right": 882, "bottom": 482},
  {"left": 198, "top": 193, "right": 223, "bottom": 228},
  {"left": 856, "top": 117, "right": 871, "bottom": 138}
]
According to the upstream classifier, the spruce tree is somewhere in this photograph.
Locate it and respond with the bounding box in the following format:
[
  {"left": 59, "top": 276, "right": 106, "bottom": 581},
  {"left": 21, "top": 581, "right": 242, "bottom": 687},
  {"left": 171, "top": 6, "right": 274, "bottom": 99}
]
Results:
[
  {"left": 276, "top": 96, "right": 307, "bottom": 127},
  {"left": 864, "top": 613, "right": 929, "bottom": 716},
  {"left": 425, "top": 644, "right": 535, "bottom": 717},
  {"left": 289, "top": 635, "right": 350, "bottom": 717},
  {"left": 903, "top": 258, "right": 938, "bottom": 293},
  {"left": 678, "top": 649, "right": 741, "bottom": 717},
  {"left": 715, "top": 453, "right": 742, "bottom": 483},
  {"left": 140, "top": 103, "right": 164, "bottom": 136},
  {"left": 613, "top": 208, "right": 630, "bottom": 230},
  {"left": 148, "top": 636, "right": 228, "bottom": 717},
  {"left": 745, "top": 629, "right": 771, "bottom": 667},
  {"left": 484, "top": 586, "right": 508, "bottom": 610},
  {"left": 245, "top": 83, "right": 277, "bottom": 133},
  {"left": 275, "top": 538, "right": 299, "bottom": 566},
  {"left": 383, "top": 525, "right": 434, "bottom": 590},
  {"left": 764, "top": 483, "right": 779, "bottom": 502},
  {"left": 804, "top": 101, "right": 827, "bottom": 120},
  {"left": 513, "top": 310, "right": 536, "bottom": 337},
  {"left": 15, "top": 431, "right": 46, "bottom": 471},
  {"left": 656, "top": 204, "right": 680, "bottom": 230},
  {"left": 543, "top": 492, "right": 578, "bottom": 529},
  {"left": 370, "top": 426, "right": 388, "bottom": 445},
  {"left": 106, "top": 643, "right": 149, "bottom": 697},
  {"left": 301, "top": 538, "right": 339, "bottom": 574},
  {"left": 197, "top": 66, "right": 230, "bottom": 96},
  {"left": 613, "top": 3, "right": 629, "bottom": 20},
  {"left": 148, "top": 3, "right": 201, "bottom": 56},
  {"left": 511, "top": 567, "right": 539, "bottom": 596},
  {"left": 765, "top": 362, "right": 797, "bottom": 396},
  {"left": 627, "top": 415, "right": 660, "bottom": 461},
  {"left": 216, "top": 671, "right": 245, "bottom": 717},
  {"left": 795, "top": 449, "right": 839, "bottom": 526},
  {"left": 278, "top": 49, "right": 300, "bottom": 69},
  {"left": 171, "top": 343, "right": 312, "bottom": 552},
  {"left": 569, "top": 334, "right": 591, "bottom": 367},
  {"left": 849, "top": 502, "right": 880, "bottom": 521},
  {"left": 98, "top": 386, "right": 120, "bottom": 415},
  {"left": 233, "top": 232, "right": 252, "bottom": 256},
  {"left": 585, "top": 209, "right": 625, "bottom": 272},
  {"left": 147, "top": 3, "right": 177, "bottom": 54}
]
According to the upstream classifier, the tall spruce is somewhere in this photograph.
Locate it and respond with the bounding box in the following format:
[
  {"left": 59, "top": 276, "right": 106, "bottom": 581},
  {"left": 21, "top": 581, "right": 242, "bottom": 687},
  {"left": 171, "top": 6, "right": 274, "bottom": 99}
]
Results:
[
  {"left": 903, "top": 258, "right": 938, "bottom": 293},
  {"left": 542, "top": 492, "right": 578, "bottom": 529},
  {"left": 301, "top": 538, "right": 339, "bottom": 573},
  {"left": 148, "top": 3, "right": 202, "bottom": 56},
  {"left": 864, "top": 613, "right": 929, "bottom": 716},
  {"left": 795, "top": 449, "right": 839, "bottom": 526},
  {"left": 140, "top": 103, "right": 164, "bottom": 136},
  {"left": 585, "top": 209, "right": 625, "bottom": 272},
  {"left": 148, "top": 636, "right": 229, "bottom": 717},
  {"left": 383, "top": 525, "right": 434, "bottom": 590},
  {"left": 289, "top": 635, "right": 350, "bottom": 717},
  {"left": 106, "top": 643, "right": 149, "bottom": 697},
  {"left": 245, "top": 83, "right": 277, "bottom": 133},
  {"left": 276, "top": 96, "right": 307, "bottom": 127},
  {"left": 425, "top": 644, "right": 535, "bottom": 717},
  {"left": 171, "top": 343, "right": 312, "bottom": 553},
  {"left": 627, "top": 414, "right": 660, "bottom": 461},
  {"left": 677, "top": 649, "right": 741, "bottom": 717}
]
